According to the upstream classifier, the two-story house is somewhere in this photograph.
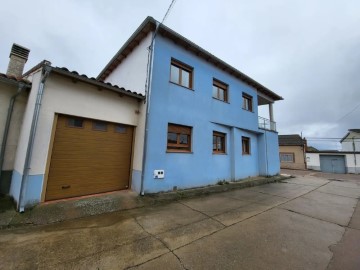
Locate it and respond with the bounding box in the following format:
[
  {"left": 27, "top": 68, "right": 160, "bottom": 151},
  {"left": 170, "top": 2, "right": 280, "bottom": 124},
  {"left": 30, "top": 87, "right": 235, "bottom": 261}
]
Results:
[
  {"left": 98, "top": 17, "right": 283, "bottom": 194},
  {"left": 2, "top": 17, "right": 283, "bottom": 211}
]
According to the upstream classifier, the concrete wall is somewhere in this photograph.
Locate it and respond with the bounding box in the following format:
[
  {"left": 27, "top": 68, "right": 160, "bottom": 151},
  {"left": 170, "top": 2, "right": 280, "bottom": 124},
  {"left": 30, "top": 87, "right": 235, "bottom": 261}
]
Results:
[
  {"left": 345, "top": 154, "right": 360, "bottom": 174},
  {"left": 105, "top": 32, "right": 152, "bottom": 95},
  {"left": 10, "top": 71, "right": 142, "bottom": 207},
  {"left": 0, "top": 82, "right": 28, "bottom": 193},
  {"left": 306, "top": 152, "right": 360, "bottom": 174},
  {"left": 141, "top": 34, "right": 279, "bottom": 193},
  {"left": 306, "top": 153, "right": 321, "bottom": 171},
  {"left": 279, "top": 145, "right": 306, "bottom": 170}
]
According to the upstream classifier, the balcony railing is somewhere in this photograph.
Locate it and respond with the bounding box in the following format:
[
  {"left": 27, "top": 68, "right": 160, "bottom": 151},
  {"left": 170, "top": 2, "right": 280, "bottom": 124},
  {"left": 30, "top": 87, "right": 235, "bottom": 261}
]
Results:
[{"left": 258, "top": 116, "right": 277, "bottom": 132}]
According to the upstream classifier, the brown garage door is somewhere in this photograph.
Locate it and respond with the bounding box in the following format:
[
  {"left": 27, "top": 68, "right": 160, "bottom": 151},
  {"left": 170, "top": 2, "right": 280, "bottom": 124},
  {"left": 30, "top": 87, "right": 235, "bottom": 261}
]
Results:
[{"left": 45, "top": 114, "right": 134, "bottom": 201}]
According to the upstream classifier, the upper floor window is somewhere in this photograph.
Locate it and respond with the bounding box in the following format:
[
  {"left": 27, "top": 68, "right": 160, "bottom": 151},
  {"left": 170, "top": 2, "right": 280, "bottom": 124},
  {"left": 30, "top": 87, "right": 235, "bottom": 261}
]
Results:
[
  {"left": 170, "top": 59, "right": 193, "bottom": 89},
  {"left": 213, "top": 131, "right": 226, "bottom": 154},
  {"left": 167, "top": 123, "right": 192, "bottom": 152},
  {"left": 242, "top": 136, "right": 251, "bottom": 155},
  {"left": 242, "top": 93, "right": 253, "bottom": 112},
  {"left": 212, "top": 79, "right": 228, "bottom": 102}
]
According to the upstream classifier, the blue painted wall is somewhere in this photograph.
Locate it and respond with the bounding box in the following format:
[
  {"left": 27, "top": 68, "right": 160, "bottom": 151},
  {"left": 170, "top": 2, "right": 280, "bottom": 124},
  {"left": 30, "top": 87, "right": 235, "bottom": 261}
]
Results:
[
  {"left": 142, "top": 35, "right": 279, "bottom": 193},
  {"left": 9, "top": 170, "right": 43, "bottom": 208}
]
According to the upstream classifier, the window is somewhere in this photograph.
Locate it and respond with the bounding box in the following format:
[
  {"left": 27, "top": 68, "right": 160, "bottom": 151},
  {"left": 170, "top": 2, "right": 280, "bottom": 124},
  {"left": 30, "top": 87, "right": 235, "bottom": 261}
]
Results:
[
  {"left": 242, "top": 136, "right": 251, "bottom": 155},
  {"left": 280, "top": 153, "right": 295, "bottom": 163},
  {"left": 170, "top": 59, "right": 193, "bottom": 89},
  {"left": 212, "top": 79, "right": 228, "bottom": 102},
  {"left": 93, "top": 120, "right": 107, "bottom": 131},
  {"left": 167, "top": 123, "right": 192, "bottom": 152},
  {"left": 68, "top": 117, "right": 84, "bottom": 128},
  {"left": 115, "top": 124, "right": 127, "bottom": 133},
  {"left": 242, "top": 93, "right": 253, "bottom": 112},
  {"left": 213, "top": 131, "right": 226, "bottom": 154}
]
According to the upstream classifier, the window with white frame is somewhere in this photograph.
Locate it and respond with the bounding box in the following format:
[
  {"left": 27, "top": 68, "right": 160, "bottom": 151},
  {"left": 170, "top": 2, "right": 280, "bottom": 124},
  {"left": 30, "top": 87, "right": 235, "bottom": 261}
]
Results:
[{"left": 280, "top": 153, "right": 295, "bottom": 163}]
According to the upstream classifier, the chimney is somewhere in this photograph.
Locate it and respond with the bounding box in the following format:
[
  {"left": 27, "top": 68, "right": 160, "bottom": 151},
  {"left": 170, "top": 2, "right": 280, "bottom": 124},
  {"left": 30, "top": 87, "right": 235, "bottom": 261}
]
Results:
[{"left": 6, "top": 43, "right": 30, "bottom": 78}]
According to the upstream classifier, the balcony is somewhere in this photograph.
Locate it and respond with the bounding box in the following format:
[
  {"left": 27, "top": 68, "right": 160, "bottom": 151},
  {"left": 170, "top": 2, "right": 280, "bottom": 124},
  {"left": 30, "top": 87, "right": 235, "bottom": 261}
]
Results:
[{"left": 258, "top": 116, "right": 276, "bottom": 132}]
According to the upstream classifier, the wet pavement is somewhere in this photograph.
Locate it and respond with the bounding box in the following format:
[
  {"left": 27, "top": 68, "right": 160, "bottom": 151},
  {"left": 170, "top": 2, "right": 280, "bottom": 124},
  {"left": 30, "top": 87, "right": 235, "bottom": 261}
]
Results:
[{"left": 0, "top": 171, "right": 359, "bottom": 269}]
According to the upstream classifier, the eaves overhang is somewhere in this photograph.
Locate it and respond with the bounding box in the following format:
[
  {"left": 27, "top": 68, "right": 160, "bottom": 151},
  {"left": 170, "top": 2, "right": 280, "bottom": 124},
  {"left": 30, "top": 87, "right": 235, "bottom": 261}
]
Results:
[
  {"left": 98, "top": 16, "right": 283, "bottom": 102},
  {"left": 51, "top": 67, "right": 145, "bottom": 100}
]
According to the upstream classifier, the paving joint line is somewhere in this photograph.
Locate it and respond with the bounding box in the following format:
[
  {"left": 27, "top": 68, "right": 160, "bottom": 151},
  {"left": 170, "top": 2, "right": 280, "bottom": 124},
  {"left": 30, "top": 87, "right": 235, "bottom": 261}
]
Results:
[
  {"left": 168, "top": 183, "right": 327, "bottom": 253},
  {"left": 133, "top": 216, "right": 189, "bottom": 270},
  {"left": 315, "top": 190, "right": 360, "bottom": 200},
  {"left": 178, "top": 201, "right": 228, "bottom": 227}
]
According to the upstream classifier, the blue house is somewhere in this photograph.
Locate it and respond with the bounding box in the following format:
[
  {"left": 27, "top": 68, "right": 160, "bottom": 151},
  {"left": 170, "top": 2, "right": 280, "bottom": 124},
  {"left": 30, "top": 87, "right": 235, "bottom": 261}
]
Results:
[
  {"left": 99, "top": 17, "right": 283, "bottom": 194},
  {"left": 2, "top": 17, "right": 282, "bottom": 210}
]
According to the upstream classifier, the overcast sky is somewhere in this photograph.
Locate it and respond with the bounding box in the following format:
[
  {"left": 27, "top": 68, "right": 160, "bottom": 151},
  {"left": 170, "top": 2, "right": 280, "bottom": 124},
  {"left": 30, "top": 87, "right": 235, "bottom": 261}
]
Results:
[{"left": 1, "top": 0, "right": 359, "bottom": 149}]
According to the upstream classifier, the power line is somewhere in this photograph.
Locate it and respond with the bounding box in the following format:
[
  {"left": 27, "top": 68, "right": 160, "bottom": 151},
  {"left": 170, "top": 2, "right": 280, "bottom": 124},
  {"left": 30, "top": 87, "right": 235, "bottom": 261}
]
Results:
[{"left": 337, "top": 103, "right": 360, "bottom": 122}]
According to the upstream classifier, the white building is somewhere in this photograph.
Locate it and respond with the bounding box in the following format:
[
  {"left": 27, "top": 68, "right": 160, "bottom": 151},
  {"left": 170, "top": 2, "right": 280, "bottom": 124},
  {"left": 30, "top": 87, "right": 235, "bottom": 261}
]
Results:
[{"left": 306, "top": 129, "right": 360, "bottom": 174}]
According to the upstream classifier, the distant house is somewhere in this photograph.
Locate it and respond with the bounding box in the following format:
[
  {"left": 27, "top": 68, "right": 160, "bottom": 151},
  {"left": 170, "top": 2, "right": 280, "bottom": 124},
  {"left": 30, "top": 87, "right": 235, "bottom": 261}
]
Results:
[
  {"left": 278, "top": 135, "right": 306, "bottom": 170},
  {"left": 1, "top": 17, "right": 283, "bottom": 211},
  {"left": 306, "top": 129, "right": 360, "bottom": 174},
  {"left": 340, "top": 129, "right": 360, "bottom": 152}
]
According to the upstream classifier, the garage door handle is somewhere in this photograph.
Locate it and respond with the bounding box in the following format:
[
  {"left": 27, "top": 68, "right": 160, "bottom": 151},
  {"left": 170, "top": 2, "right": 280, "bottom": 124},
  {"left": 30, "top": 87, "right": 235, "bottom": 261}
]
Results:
[{"left": 62, "top": 185, "right": 71, "bottom": 189}]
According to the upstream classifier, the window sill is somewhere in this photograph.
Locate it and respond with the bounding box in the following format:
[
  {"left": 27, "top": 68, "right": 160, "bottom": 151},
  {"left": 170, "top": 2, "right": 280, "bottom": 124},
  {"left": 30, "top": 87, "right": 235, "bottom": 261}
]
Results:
[
  {"left": 166, "top": 150, "right": 193, "bottom": 154},
  {"left": 242, "top": 153, "right": 251, "bottom": 156},
  {"left": 242, "top": 108, "right": 254, "bottom": 113},
  {"left": 213, "top": 152, "right": 227, "bottom": 155},
  {"left": 212, "top": 97, "right": 229, "bottom": 104},
  {"left": 169, "top": 81, "right": 194, "bottom": 91}
]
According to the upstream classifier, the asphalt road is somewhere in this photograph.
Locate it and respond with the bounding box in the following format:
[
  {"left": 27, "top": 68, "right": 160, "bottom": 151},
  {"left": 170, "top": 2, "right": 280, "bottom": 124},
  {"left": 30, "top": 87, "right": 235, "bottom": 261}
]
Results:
[{"left": 0, "top": 171, "right": 359, "bottom": 269}]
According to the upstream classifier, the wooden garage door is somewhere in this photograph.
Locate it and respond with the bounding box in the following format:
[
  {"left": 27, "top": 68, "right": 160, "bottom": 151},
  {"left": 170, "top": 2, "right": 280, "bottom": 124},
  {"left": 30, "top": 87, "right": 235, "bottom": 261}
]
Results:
[{"left": 45, "top": 114, "right": 134, "bottom": 201}]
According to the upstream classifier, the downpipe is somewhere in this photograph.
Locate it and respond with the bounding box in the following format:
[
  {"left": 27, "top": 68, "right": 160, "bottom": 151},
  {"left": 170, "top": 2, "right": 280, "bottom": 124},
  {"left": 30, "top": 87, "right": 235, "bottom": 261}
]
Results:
[
  {"left": 140, "top": 24, "right": 158, "bottom": 196},
  {"left": 18, "top": 65, "right": 51, "bottom": 212}
]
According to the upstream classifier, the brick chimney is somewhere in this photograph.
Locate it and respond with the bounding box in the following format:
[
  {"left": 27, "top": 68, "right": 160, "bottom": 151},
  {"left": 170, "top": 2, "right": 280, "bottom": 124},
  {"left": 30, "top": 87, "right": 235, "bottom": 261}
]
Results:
[{"left": 6, "top": 43, "right": 30, "bottom": 78}]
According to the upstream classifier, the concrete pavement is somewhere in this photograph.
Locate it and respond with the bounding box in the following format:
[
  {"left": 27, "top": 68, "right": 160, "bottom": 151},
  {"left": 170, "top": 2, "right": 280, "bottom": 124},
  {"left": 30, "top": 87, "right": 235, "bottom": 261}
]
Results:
[{"left": 0, "top": 172, "right": 359, "bottom": 269}]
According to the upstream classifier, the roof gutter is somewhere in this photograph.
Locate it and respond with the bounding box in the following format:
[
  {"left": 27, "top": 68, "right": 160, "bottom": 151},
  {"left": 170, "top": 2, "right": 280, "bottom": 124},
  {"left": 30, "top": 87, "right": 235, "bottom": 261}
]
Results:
[
  {"left": 18, "top": 65, "right": 51, "bottom": 212},
  {"left": 0, "top": 82, "right": 29, "bottom": 182}
]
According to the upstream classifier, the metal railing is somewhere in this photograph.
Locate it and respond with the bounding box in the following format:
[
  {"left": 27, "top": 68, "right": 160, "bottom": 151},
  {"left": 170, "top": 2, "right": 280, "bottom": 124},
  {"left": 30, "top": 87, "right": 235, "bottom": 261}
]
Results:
[{"left": 258, "top": 116, "right": 277, "bottom": 132}]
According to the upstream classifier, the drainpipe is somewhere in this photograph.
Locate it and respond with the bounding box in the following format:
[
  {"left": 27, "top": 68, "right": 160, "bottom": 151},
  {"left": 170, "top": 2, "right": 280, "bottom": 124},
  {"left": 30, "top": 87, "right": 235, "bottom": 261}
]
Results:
[
  {"left": 140, "top": 25, "right": 158, "bottom": 196},
  {"left": 0, "top": 83, "right": 27, "bottom": 181},
  {"left": 18, "top": 65, "right": 51, "bottom": 212},
  {"left": 353, "top": 138, "right": 357, "bottom": 173}
]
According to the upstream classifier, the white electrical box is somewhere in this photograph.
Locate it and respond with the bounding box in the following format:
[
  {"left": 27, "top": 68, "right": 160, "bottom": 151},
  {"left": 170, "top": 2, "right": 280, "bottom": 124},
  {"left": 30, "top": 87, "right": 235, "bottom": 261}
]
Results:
[{"left": 154, "top": 170, "right": 165, "bottom": 179}]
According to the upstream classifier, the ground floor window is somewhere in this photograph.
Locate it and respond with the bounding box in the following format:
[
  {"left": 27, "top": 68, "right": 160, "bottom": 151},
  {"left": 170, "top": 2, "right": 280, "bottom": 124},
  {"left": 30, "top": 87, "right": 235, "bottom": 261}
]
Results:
[
  {"left": 213, "top": 131, "right": 226, "bottom": 154},
  {"left": 280, "top": 153, "right": 295, "bottom": 163},
  {"left": 167, "top": 123, "right": 192, "bottom": 152},
  {"left": 242, "top": 136, "right": 251, "bottom": 155}
]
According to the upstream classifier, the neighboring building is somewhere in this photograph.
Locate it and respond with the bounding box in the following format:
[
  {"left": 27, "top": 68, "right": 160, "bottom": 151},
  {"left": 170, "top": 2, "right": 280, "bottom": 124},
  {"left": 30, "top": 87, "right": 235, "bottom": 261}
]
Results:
[
  {"left": 340, "top": 129, "right": 360, "bottom": 152},
  {"left": 306, "top": 129, "right": 360, "bottom": 174},
  {"left": 1, "top": 17, "right": 283, "bottom": 211},
  {"left": 278, "top": 135, "right": 306, "bottom": 170}
]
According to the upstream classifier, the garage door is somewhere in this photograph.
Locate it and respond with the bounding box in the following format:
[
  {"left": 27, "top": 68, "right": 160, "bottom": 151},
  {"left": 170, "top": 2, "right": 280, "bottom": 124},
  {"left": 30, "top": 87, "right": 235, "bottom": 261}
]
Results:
[
  {"left": 45, "top": 114, "right": 134, "bottom": 201},
  {"left": 319, "top": 155, "right": 346, "bottom": 174}
]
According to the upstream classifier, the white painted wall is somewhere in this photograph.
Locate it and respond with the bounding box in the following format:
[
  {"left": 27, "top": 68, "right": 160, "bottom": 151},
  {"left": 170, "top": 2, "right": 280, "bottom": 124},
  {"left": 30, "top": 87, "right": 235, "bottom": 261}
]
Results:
[
  {"left": 341, "top": 131, "right": 360, "bottom": 151},
  {"left": 306, "top": 152, "right": 360, "bottom": 173},
  {"left": 0, "top": 84, "right": 28, "bottom": 170},
  {"left": 306, "top": 153, "right": 320, "bottom": 168},
  {"left": 28, "top": 73, "right": 142, "bottom": 175},
  {"left": 105, "top": 32, "right": 152, "bottom": 95},
  {"left": 12, "top": 70, "right": 41, "bottom": 174}
]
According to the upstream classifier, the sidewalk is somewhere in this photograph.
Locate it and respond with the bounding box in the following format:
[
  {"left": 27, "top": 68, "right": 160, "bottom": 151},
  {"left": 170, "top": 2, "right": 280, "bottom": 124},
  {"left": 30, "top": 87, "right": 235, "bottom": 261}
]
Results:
[{"left": 0, "top": 175, "right": 287, "bottom": 229}]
